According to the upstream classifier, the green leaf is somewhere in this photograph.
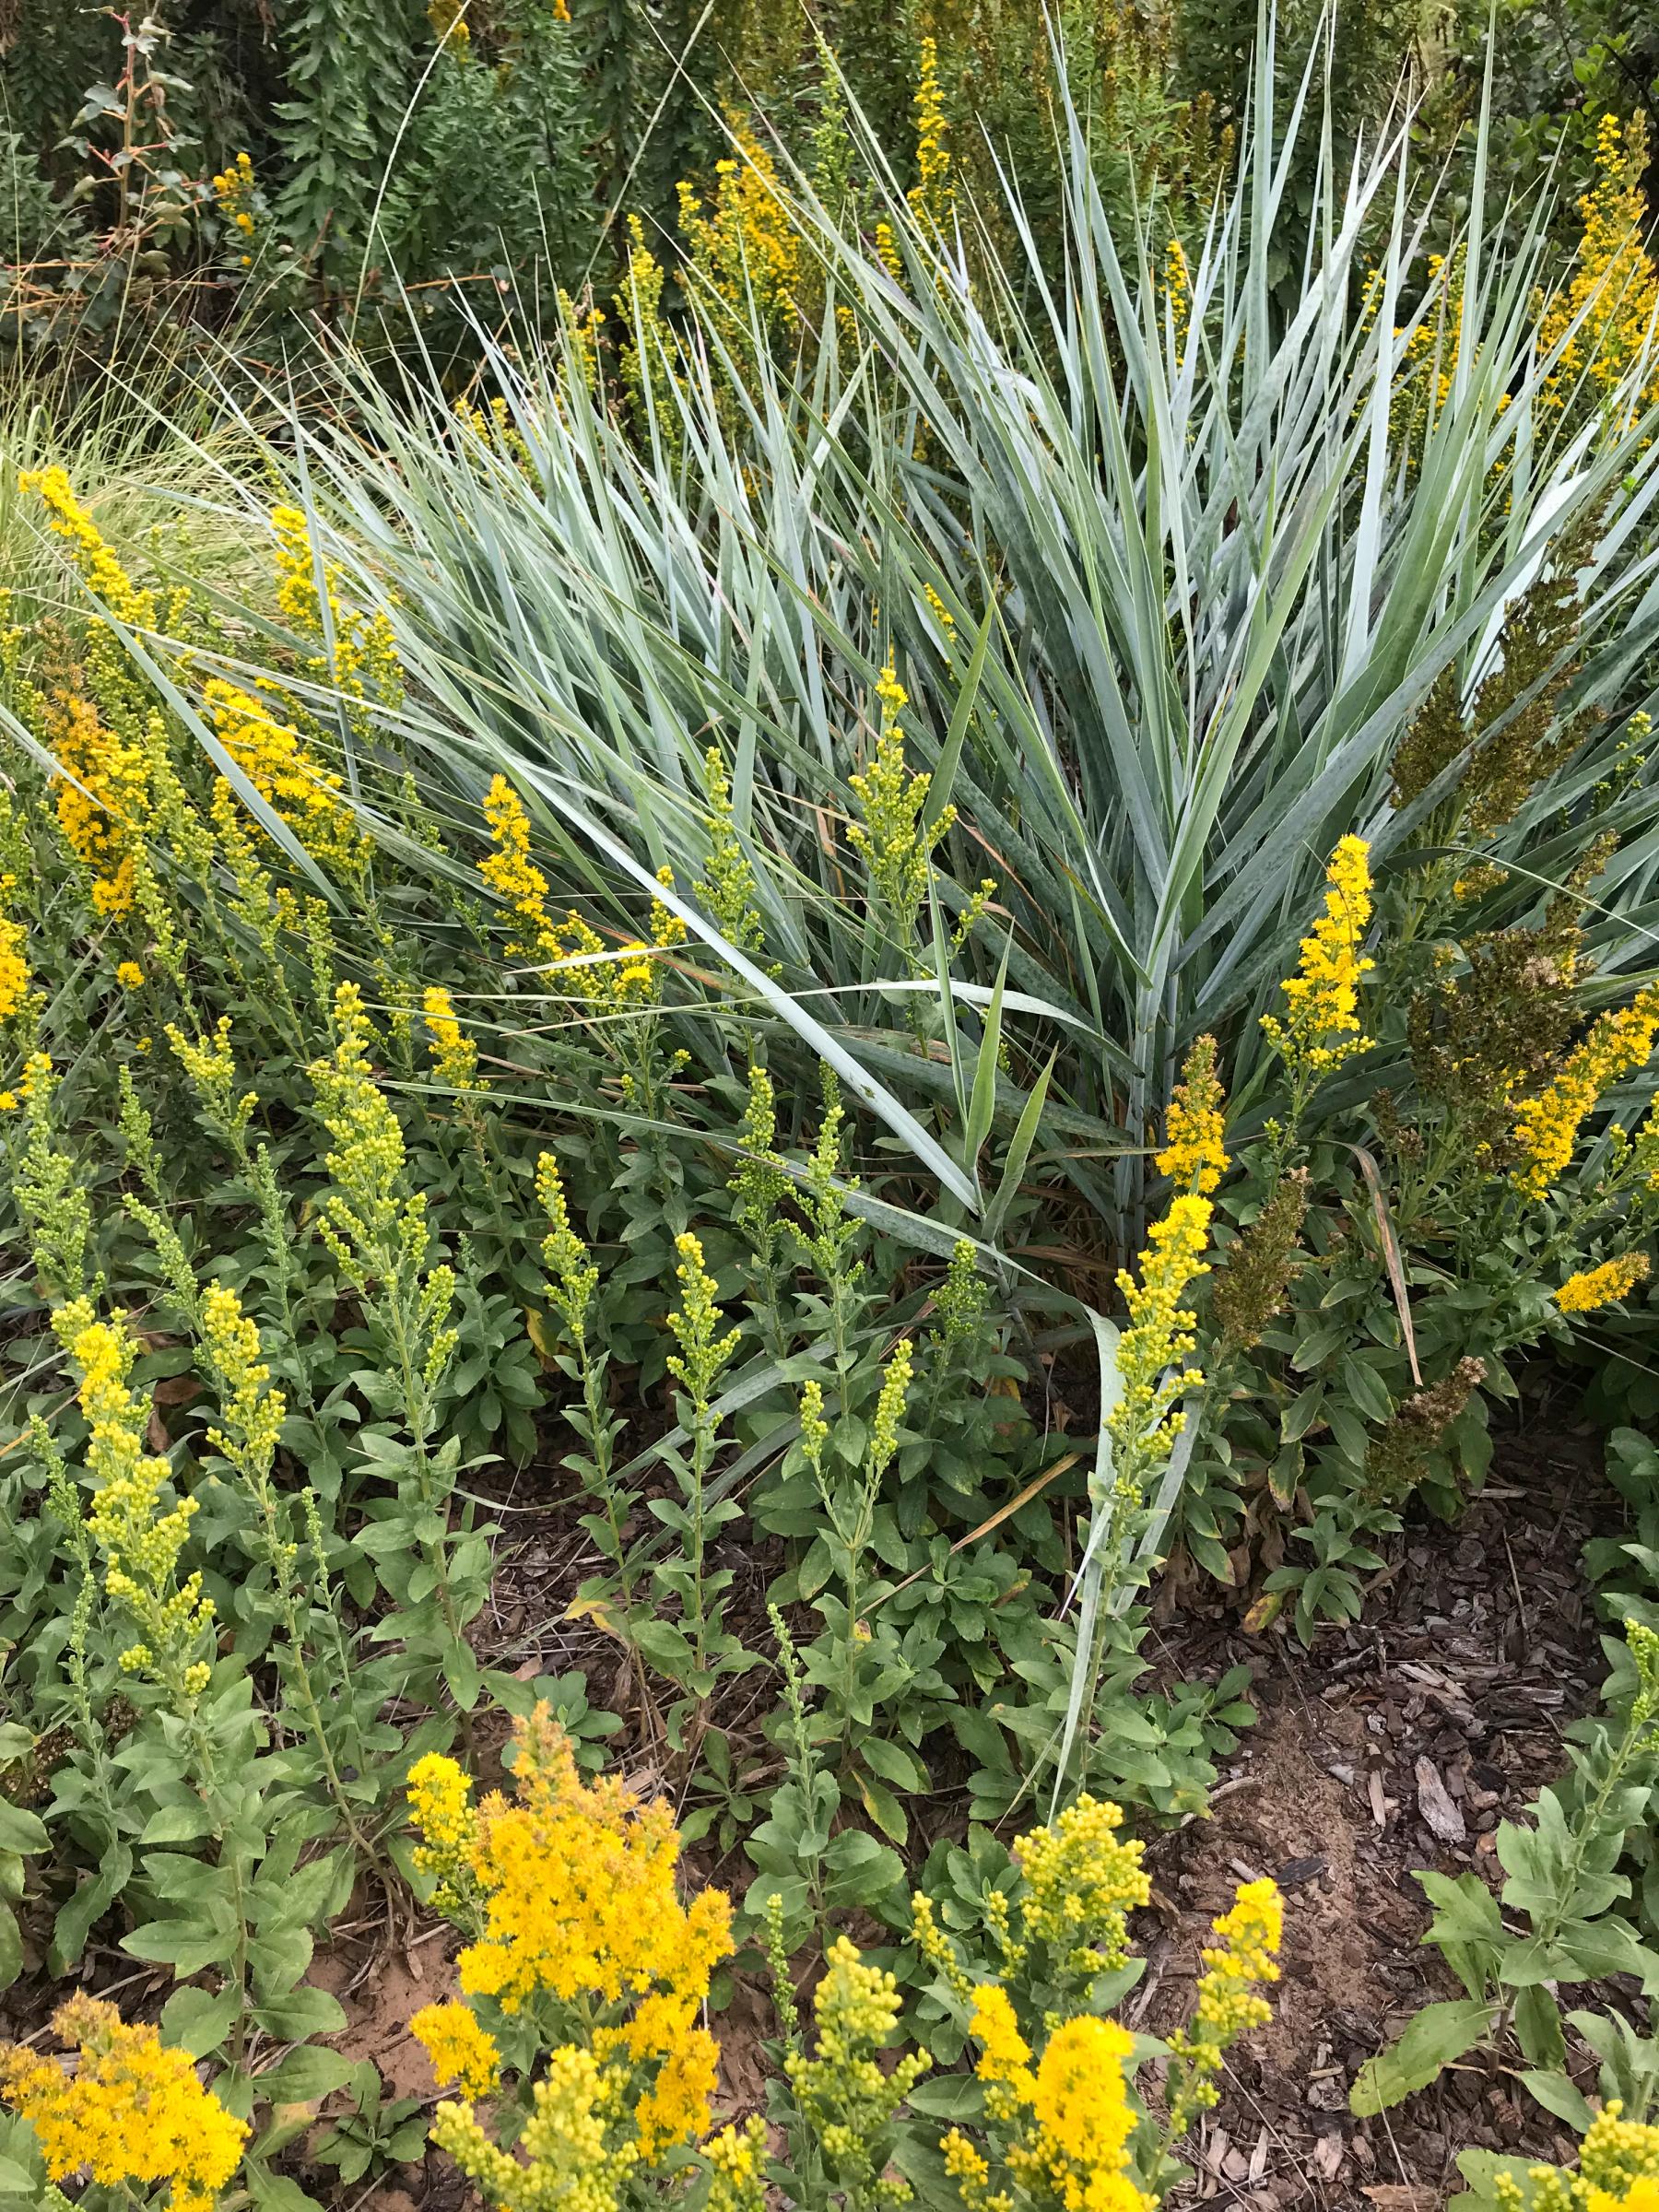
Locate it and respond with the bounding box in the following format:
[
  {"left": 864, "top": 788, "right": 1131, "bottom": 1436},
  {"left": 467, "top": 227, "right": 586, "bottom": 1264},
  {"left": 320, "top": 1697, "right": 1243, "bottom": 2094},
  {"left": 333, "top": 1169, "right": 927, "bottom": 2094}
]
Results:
[
  {"left": 1349, "top": 2000, "right": 1495, "bottom": 2116},
  {"left": 160, "top": 1986, "right": 243, "bottom": 2059},
  {"left": 253, "top": 1988, "right": 349, "bottom": 2041},
  {"left": 1518, "top": 2068, "right": 1594, "bottom": 2132},
  {"left": 0, "top": 1803, "right": 48, "bottom": 1857},
  {"left": 255, "top": 2046, "right": 355, "bottom": 2105}
]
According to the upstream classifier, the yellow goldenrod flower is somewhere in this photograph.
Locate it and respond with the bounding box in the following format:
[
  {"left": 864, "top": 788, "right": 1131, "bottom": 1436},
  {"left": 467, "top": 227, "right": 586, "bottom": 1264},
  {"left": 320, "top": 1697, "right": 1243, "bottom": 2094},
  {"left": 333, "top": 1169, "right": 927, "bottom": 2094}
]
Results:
[
  {"left": 269, "top": 506, "right": 403, "bottom": 707},
  {"left": 969, "top": 1983, "right": 1035, "bottom": 2105},
  {"left": 0, "top": 875, "right": 31, "bottom": 1025},
  {"left": 848, "top": 659, "right": 955, "bottom": 944},
  {"left": 44, "top": 689, "right": 150, "bottom": 918},
  {"left": 420, "top": 1708, "right": 733, "bottom": 2075},
  {"left": 1156, "top": 1033, "right": 1229, "bottom": 1196},
  {"left": 0, "top": 1992, "right": 246, "bottom": 2212},
  {"left": 479, "top": 775, "right": 562, "bottom": 965},
  {"left": 1016, "top": 1794, "right": 1152, "bottom": 1979},
  {"left": 1017, "top": 2015, "right": 1147, "bottom": 2212},
  {"left": 782, "top": 1936, "right": 930, "bottom": 2186},
  {"left": 1167, "top": 1877, "right": 1284, "bottom": 2129},
  {"left": 908, "top": 35, "right": 953, "bottom": 235},
  {"left": 1512, "top": 984, "right": 1659, "bottom": 1200},
  {"left": 211, "top": 150, "right": 259, "bottom": 259},
  {"left": 18, "top": 469, "right": 157, "bottom": 631},
  {"left": 199, "top": 1285, "right": 287, "bottom": 1476},
  {"left": 1261, "top": 835, "right": 1375, "bottom": 1076},
  {"left": 1536, "top": 115, "right": 1659, "bottom": 430},
  {"left": 1109, "top": 1192, "right": 1213, "bottom": 1488},
  {"left": 427, "top": 0, "right": 471, "bottom": 45},
  {"left": 1555, "top": 1252, "right": 1651, "bottom": 1314},
  {"left": 422, "top": 985, "right": 481, "bottom": 1089},
  {"left": 431, "top": 2041, "right": 639, "bottom": 2212},
  {"left": 407, "top": 1752, "right": 478, "bottom": 1908},
  {"left": 677, "top": 129, "right": 800, "bottom": 325},
  {"left": 649, "top": 864, "right": 688, "bottom": 948},
  {"left": 410, "top": 2002, "right": 500, "bottom": 2100},
  {"left": 115, "top": 959, "right": 145, "bottom": 989},
  {"left": 53, "top": 1301, "right": 215, "bottom": 1696},
  {"left": 206, "top": 677, "right": 369, "bottom": 879},
  {"left": 704, "top": 2115, "right": 769, "bottom": 2212}
]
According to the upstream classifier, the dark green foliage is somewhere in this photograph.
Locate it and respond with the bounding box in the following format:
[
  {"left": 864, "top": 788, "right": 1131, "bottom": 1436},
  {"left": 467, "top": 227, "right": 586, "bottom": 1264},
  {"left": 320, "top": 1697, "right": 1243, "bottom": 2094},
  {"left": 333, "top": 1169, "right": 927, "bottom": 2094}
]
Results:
[
  {"left": 274, "top": 0, "right": 422, "bottom": 288},
  {"left": 0, "top": 130, "right": 83, "bottom": 268},
  {"left": 384, "top": 0, "right": 600, "bottom": 300}
]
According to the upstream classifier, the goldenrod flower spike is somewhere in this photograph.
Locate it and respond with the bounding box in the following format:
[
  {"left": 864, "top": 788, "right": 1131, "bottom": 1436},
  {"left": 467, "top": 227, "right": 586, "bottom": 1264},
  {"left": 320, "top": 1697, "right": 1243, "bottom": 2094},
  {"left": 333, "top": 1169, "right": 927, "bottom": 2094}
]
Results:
[
  {"left": 0, "top": 1992, "right": 247, "bottom": 2212},
  {"left": 44, "top": 690, "right": 150, "bottom": 919},
  {"left": 18, "top": 468, "right": 157, "bottom": 630},
  {"left": 1156, "top": 1033, "right": 1229, "bottom": 1196},
  {"left": 1512, "top": 984, "right": 1659, "bottom": 1200},
  {"left": 1260, "top": 835, "right": 1375, "bottom": 1077},
  {"left": 410, "top": 2001, "right": 500, "bottom": 2100},
  {"left": 1535, "top": 114, "right": 1659, "bottom": 429},
  {"left": 422, "top": 985, "right": 481, "bottom": 1089},
  {"left": 0, "top": 872, "right": 32, "bottom": 1026},
  {"left": 1555, "top": 1252, "right": 1651, "bottom": 1313}
]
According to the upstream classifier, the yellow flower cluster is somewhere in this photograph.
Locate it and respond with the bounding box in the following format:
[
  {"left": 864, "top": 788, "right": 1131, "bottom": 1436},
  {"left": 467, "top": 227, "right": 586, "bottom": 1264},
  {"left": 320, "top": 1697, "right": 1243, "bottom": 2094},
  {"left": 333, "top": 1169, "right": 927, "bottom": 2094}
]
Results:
[
  {"left": 409, "top": 1712, "right": 739, "bottom": 2210},
  {"left": 270, "top": 504, "right": 402, "bottom": 703},
  {"left": 1166, "top": 1878, "right": 1284, "bottom": 2129},
  {"left": 704, "top": 2114, "right": 769, "bottom": 2212},
  {"left": 677, "top": 129, "right": 801, "bottom": 325},
  {"left": 1165, "top": 237, "right": 1193, "bottom": 367},
  {"left": 407, "top": 1748, "right": 479, "bottom": 1909},
  {"left": 211, "top": 149, "right": 258, "bottom": 264},
  {"left": 478, "top": 777, "right": 675, "bottom": 1008},
  {"left": 45, "top": 688, "right": 151, "bottom": 918},
  {"left": 0, "top": 873, "right": 31, "bottom": 1026},
  {"left": 406, "top": 1707, "right": 731, "bottom": 2138},
  {"left": 200, "top": 1283, "right": 287, "bottom": 1475},
  {"left": 970, "top": 1983, "right": 1035, "bottom": 2106},
  {"left": 1017, "top": 2017, "right": 1147, "bottom": 2212},
  {"left": 848, "top": 660, "right": 956, "bottom": 940},
  {"left": 427, "top": 0, "right": 471, "bottom": 46},
  {"left": 1555, "top": 1252, "right": 1651, "bottom": 1313},
  {"left": 0, "top": 1993, "right": 246, "bottom": 2212},
  {"left": 1017, "top": 1794, "right": 1152, "bottom": 1979},
  {"left": 0, "top": 1045, "right": 51, "bottom": 1113},
  {"left": 1512, "top": 984, "right": 1659, "bottom": 1200},
  {"left": 206, "top": 676, "right": 368, "bottom": 879},
  {"left": 783, "top": 1936, "right": 930, "bottom": 2185},
  {"left": 422, "top": 985, "right": 481, "bottom": 1089},
  {"left": 1260, "top": 836, "right": 1375, "bottom": 1077},
  {"left": 967, "top": 1992, "right": 1148, "bottom": 2212},
  {"left": 480, "top": 774, "right": 559, "bottom": 961},
  {"left": 1109, "top": 1192, "right": 1213, "bottom": 1483},
  {"left": 908, "top": 35, "right": 954, "bottom": 240},
  {"left": 53, "top": 1300, "right": 215, "bottom": 1693},
  {"left": 1496, "top": 2100, "right": 1659, "bottom": 2212},
  {"left": 1388, "top": 247, "right": 1466, "bottom": 460},
  {"left": 1535, "top": 115, "right": 1659, "bottom": 429},
  {"left": 19, "top": 468, "right": 158, "bottom": 631},
  {"left": 410, "top": 2001, "right": 500, "bottom": 2100},
  {"left": 1156, "top": 1033, "right": 1229, "bottom": 1196},
  {"left": 433, "top": 2041, "right": 638, "bottom": 2212}
]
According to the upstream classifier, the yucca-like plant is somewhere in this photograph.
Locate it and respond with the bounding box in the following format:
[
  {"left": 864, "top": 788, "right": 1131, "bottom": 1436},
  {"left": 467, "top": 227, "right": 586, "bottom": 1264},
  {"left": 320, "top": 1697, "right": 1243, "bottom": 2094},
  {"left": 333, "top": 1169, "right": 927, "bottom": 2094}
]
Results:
[
  {"left": 69, "top": 29, "right": 1659, "bottom": 1792},
  {"left": 205, "top": 34, "right": 1659, "bottom": 1222}
]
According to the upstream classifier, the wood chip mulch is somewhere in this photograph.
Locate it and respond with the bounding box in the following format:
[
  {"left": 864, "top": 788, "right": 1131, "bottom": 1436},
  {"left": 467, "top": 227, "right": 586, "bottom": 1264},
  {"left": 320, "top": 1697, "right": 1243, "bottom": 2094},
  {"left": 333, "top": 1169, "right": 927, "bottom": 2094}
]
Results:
[{"left": 1136, "top": 1424, "right": 1611, "bottom": 2212}]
